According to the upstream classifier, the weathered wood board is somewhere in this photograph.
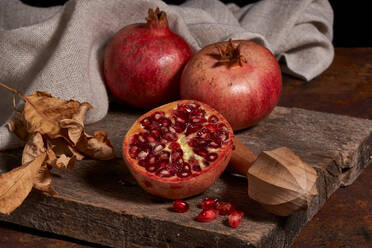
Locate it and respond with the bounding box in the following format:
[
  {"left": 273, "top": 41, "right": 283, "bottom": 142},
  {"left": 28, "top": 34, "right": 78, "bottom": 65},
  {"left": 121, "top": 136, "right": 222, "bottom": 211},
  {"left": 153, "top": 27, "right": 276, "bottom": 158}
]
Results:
[{"left": 0, "top": 106, "right": 371, "bottom": 248}]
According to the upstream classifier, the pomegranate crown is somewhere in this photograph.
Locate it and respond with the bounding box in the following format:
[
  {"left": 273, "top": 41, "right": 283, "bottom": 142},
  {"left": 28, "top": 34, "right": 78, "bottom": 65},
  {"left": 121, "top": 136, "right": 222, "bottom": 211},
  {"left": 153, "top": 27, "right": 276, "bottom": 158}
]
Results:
[
  {"left": 215, "top": 40, "right": 247, "bottom": 67},
  {"left": 146, "top": 7, "right": 170, "bottom": 32}
]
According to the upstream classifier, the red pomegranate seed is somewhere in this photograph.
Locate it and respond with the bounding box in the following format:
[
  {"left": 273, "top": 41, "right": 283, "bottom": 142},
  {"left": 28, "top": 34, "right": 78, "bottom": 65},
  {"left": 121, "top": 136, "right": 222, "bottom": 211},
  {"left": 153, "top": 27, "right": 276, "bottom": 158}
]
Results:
[
  {"left": 228, "top": 210, "right": 244, "bottom": 228},
  {"left": 158, "top": 151, "right": 170, "bottom": 161},
  {"left": 196, "top": 209, "right": 219, "bottom": 222},
  {"left": 206, "top": 153, "right": 218, "bottom": 162},
  {"left": 205, "top": 123, "right": 217, "bottom": 132},
  {"left": 160, "top": 118, "right": 171, "bottom": 127},
  {"left": 201, "top": 197, "right": 219, "bottom": 210},
  {"left": 208, "top": 115, "right": 219, "bottom": 123},
  {"left": 140, "top": 117, "right": 152, "bottom": 128},
  {"left": 169, "top": 142, "right": 180, "bottom": 150},
  {"left": 192, "top": 165, "right": 202, "bottom": 171},
  {"left": 155, "top": 168, "right": 174, "bottom": 177},
  {"left": 152, "top": 111, "right": 165, "bottom": 120},
  {"left": 172, "top": 200, "right": 189, "bottom": 213},
  {"left": 216, "top": 202, "right": 235, "bottom": 215}
]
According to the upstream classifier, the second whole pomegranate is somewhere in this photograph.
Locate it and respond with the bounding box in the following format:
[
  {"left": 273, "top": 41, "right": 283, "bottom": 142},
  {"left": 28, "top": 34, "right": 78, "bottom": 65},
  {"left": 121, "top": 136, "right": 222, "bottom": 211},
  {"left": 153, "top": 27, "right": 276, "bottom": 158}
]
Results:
[{"left": 180, "top": 40, "right": 282, "bottom": 130}]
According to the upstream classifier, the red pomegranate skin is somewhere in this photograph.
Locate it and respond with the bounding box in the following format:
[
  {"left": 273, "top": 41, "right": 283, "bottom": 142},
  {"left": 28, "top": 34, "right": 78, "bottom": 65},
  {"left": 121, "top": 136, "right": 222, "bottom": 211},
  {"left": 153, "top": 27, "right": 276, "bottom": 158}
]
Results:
[
  {"left": 104, "top": 9, "right": 192, "bottom": 109},
  {"left": 180, "top": 40, "right": 282, "bottom": 130}
]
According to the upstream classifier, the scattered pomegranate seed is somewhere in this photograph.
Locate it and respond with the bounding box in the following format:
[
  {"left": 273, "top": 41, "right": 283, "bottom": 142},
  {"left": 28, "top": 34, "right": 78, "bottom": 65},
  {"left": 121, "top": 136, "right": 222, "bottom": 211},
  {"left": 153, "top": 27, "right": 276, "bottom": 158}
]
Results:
[
  {"left": 216, "top": 201, "right": 235, "bottom": 215},
  {"left": 228, "top": 210, "right": 244, "bottom": 228},
  {"left": 201, "top": 197, "right": 219, "bottom": 210},
  {"left": 196, "top": 209, "right": 219, "bottom": 222},
  {"left": 172, "top": 200, "right": 189, "bottom": 213}
]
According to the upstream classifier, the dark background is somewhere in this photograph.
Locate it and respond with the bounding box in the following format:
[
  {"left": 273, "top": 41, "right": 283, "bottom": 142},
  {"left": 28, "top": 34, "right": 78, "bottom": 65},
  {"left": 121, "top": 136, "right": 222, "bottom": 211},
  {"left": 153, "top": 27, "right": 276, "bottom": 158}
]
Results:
[{"left": 20, "top": 0, "right": 371, "bottom": 47}]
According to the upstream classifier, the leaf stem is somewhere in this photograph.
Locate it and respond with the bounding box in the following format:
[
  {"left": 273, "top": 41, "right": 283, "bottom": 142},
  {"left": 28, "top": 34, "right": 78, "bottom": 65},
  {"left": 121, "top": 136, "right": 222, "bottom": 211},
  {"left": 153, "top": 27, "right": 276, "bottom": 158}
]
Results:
[{"left": 0, "top": 82, "right": 26, "bottom": 101}]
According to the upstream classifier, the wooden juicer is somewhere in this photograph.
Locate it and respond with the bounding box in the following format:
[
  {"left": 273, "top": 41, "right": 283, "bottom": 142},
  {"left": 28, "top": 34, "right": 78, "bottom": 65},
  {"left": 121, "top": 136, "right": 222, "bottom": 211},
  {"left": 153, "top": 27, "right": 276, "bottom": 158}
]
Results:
[{"left": 230, "top": 138, "right": 318, "bottom": 216}]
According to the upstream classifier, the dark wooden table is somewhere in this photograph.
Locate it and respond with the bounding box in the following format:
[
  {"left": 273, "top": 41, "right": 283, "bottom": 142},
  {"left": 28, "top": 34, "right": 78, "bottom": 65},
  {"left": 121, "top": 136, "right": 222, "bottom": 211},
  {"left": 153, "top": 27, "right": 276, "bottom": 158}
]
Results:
[{"left": 0, "top": 47, "right": 371, "bottom": 248}]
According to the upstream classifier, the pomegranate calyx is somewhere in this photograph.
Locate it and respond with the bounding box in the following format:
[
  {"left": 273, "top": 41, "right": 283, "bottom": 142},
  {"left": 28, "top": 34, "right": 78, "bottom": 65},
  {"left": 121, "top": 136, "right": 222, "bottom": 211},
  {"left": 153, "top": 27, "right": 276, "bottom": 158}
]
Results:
[
  {"left": 215, "top": 39, "right": 247, "bottom": 67},
  {"left": 146, "top": 8, "right": 170, "bottom": 33}
]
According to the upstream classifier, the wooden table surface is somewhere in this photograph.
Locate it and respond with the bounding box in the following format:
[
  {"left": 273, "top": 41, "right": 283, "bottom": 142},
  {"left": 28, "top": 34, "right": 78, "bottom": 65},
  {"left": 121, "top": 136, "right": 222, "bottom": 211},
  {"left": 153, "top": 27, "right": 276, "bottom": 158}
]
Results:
[{"left": 0, "top": 47, "right": 371, "bottom": 248}]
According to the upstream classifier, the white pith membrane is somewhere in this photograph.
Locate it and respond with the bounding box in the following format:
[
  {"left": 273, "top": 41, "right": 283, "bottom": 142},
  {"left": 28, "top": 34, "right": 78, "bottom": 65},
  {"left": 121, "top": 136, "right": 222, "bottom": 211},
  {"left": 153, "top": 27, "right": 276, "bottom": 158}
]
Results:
[{"left": 128, "top": 102, "right": 231, "bottom": 179}]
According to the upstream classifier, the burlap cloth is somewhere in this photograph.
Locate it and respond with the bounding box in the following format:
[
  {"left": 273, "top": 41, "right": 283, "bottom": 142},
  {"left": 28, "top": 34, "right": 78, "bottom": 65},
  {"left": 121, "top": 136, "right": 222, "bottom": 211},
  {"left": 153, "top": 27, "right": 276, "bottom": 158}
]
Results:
[{"left": 0, "top": 0, "right": 334, "bottom": 150}]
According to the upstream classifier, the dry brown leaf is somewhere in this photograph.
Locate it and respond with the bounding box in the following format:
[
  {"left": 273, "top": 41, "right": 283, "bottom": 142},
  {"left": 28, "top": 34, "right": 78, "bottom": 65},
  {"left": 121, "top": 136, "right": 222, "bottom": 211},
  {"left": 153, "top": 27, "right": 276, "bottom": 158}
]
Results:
[
  {"left": 0, "top": 82, "right": 115, "bottom": 214},
  {"left": 23, "top": 91, "right": 87, "bottom": 139},
  {"left": 0, "top": 153, "right": 46, "bottom": 214},
  {"left": 77, "top": 131, "right": 115, "bottom": 160},
  {"left": 33, "top": 165, "right": 57, "bottom": 196},
  {"left": 59, "top": 102, "right": 92, "bottom": 146},
  {"left": 22, "top": 132, "right": 46, "bottom": 164},
  {"left": 21, "top": 132, "right": 57, "bottom": 196},
  {"left": 8, "top": 112, "right": 29, "bottom": 141}
]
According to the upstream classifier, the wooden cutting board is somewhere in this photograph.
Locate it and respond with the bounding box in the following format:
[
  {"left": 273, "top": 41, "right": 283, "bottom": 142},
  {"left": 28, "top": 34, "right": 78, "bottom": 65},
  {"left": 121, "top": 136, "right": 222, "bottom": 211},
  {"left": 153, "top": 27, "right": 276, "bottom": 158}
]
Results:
[{"left": 1, "top": 105, "right": 371, "bottom": 248}]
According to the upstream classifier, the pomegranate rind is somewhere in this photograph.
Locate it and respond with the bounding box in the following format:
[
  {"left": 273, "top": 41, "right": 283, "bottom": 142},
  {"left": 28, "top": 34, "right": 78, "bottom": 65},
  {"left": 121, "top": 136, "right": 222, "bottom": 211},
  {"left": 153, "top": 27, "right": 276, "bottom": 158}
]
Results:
[{"left": 122, "top": 100, "right": 234, "bottom": 199}]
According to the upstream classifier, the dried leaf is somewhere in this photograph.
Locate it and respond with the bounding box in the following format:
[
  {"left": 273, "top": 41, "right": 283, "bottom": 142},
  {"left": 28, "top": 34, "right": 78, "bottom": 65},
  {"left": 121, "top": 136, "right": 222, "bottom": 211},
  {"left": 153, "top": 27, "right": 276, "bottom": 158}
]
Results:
[
  {"left": 59, "top": 103, "right": 92, "bottom": 146},
  {"left": 54, "top": 154, "right": 76, "bottom": 170},
  {"left": 77, "top": 131, "right": 115, "bottom": 160},
  {"left": 22, "top": 91, "right": 86, "bottom": 139},
  {"left": 8, "top": 112, "right": 29, "bottom": 141},
  {"left": 0, "top": 153, "right": 46, "bottom": 214},
  {"left": 21, "top": 132, "right": 56, "bottom": 196},
  {"left": 33, "top": 165, "right": 57, "bottom": 196},
  {"left": 0, "top": 83, "right": 115, "bottom": 214},
  {"left": 22, "top": 133, "right": 46, "bottom": 164}
]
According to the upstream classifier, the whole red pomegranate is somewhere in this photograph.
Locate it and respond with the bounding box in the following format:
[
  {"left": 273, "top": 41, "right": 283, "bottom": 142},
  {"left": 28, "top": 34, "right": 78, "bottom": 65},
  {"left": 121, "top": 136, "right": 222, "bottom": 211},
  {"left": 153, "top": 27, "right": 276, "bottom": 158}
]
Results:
[
  {"left": 104, "top": 8, "right": 192, "bottom": 109},
  {"left": 180, "top": 40, "right": 282, "bottom": 130},
  {"left": 122, "top": 100, "right": 234, "bottom": 199}
]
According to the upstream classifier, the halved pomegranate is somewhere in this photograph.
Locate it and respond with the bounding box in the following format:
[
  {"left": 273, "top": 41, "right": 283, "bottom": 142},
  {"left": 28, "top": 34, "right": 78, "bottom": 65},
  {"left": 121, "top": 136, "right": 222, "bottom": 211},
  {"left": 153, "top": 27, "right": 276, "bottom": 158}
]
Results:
[{"left": 122, "top": 100, "right": 234, "bottom": 199}]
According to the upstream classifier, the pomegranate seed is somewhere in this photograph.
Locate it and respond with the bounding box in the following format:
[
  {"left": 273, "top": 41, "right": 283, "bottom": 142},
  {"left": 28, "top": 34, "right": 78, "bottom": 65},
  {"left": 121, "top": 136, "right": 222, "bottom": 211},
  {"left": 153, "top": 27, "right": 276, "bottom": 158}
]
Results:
[
  {"left": 205, "top": 123, "right": 217, "bottom": 132},
  {"left": 137, "top": 150, "right": 148, "bottom": 159},
  {"left": 153, "top": 144, "right": 164, "bottom": 153},
  {"left": 216, "top": 202, "right": 235, "bottom": 215},
  {"left": 146, "top": 164, "right": 159, "bottom": 172},
  {"left": 169, "top": 142, "right": 180, "bottom": 150},
  {"left": 201, "top": 197, "right": 219, "bottom": 210},
  {"left": 194, "top": 147, "right": 208, "bottom": 157},
  {"left": 158, "top": 151, "right": 170, "bottom": 161},
  {"left": 177, "top": 169, "right": 191, "bottom": 178},
  {"left": 191, "top": 108, "right": 205, "bottom": 117},
  {"left": 203, "top": 160, "right": 210, "bottom": 166},
  {"left": 152, "top": 111, "right": 165, "bottom": 120},
  {"left": 147, "top": 154, "right": 157, "bottom": 164},
  {"left": 208, "top": 115, "right": 219, "bottom": 123},
  {"left": 172, "top": 125, "right": 184, "bottom": 133},
  {"left": 140, "top": 117, "right": 151, "bottom": 128},
  {"left": 196, "top": 209, "right": 219, "bottom": 222},
  {"left": 172, "top": 200, "right": 189, "bottom": 213},
  {"left": 160, "top": 118, "right": 171, "bottom": 127},
  {"left": 150, "top": 129, "right": 160, "bottom": 138},
  {"left": 171, "top": 149, "right": 183, "bottom": 161},
  {"left": 147, "top": 135, "right": 156, "bottom": 143},
  {"left": 192, "top": 165, "right": 201, "bottom": 171},
  {"left": 206, "top": 153, "right": 218, "bottom": 162},
  {"left": 208, "top": 140, "right": 221, "bottom": 148},
  {"left": 155, "top": 168, "right": 174, "bottom": 177},
  {"left": 164, "top": 132, "right": 178, "bottom": 141},
  {"left": 129, "top": 146, "right": 138, "bottom": 158},
  {"left": 185, "top": 103, "right": 199, "bottom": 111},
  {"left": 228, "top": 210, "right": 244, "bottom": 228},
  {"left": 186, "top": 124, "right": 202, "bottom": 136},
  {"left": 218, "top": 130, "right": 229, "bottom": 142}
]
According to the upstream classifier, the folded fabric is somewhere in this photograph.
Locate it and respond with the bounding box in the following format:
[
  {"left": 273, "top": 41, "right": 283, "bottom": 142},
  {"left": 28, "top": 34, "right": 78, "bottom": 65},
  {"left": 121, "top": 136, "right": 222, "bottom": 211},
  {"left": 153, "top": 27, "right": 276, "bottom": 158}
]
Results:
[{"left": 0, "top": 0, "right": 334, "bottom": 151}]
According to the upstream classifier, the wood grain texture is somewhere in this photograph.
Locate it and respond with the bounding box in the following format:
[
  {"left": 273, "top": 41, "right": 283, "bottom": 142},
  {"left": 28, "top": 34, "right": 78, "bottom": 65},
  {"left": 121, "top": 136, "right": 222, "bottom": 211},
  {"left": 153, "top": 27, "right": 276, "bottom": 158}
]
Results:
[{"left": 0, "top": 105, "right": 371, "bottom": 248}]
